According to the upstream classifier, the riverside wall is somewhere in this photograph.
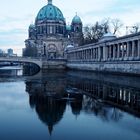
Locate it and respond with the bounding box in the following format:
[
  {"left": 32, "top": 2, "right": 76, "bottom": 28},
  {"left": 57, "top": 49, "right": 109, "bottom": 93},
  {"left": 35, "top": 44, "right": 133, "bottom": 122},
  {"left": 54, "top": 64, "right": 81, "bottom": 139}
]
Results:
[{"left": 66, "top": 61, "right": 140, "bottom": 75}]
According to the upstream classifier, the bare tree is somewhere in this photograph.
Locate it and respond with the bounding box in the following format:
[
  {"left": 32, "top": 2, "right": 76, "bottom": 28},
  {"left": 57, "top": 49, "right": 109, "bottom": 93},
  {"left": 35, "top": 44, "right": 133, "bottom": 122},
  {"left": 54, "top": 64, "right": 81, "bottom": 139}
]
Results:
[
  {"left": 82, "top": 18, "right": 123, "bottom": 45},
  {"left": 100, "top": 18, "right": 110, "bottom": 33},
  {"left": 83, "top": 22, "right": 105, "bottom": 44},
  {"left": 111, "top": 18, "right": 123, "bottom": 35}
]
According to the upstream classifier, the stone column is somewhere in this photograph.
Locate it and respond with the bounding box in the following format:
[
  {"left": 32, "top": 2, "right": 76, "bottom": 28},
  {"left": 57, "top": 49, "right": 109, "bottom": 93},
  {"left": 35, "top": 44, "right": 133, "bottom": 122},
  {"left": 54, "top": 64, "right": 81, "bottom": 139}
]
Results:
[
  {"left": 87, "top": 49, "right": 89, "bottom": 60},
  {"left": 93, "top": 48, "right": 94, "bottom": 60},
  {"left": 84, "top": 50, "right": 85, "bottom": 60},
  {"left": 85, "top": 50, "right": 87, "bottom": 60},
  {"left": 95, "top": 48, "right": 97, "bottom": 61},
  {"left": 132, "top": 40, "right": 135, "bottom": 59},
  {"left": 103, "top": 45, "right": 107, "bottom": 61},
  {"left": 117, "top": 44, "right": 120, "bottom": 60},
  {"left": 90, "top": 49, "right": 93, "bottom": 60},
  {"left": 109, "top": 46, "right": 112, "bottom": 60},
  {"left": 83, "top": 50, "right": 85, "bottom": 60},
  {"left": 121, "top": 43, "right": 124, "bottom": 59},
  {"left": 88, "top": 49, "right": 89, "bottom": 60},
  {"left": 84, "top": 50, "right": 86, "bottom": 60},
  {"left": 86, "top": 50, "right": 88, "bottom": 60},
  {"left": 106, "top": 46, "right": 109, "bottom": 60},
  {"left": 108, "top": 46, "right": 110, "bottom": 59},
  {"left": 93, "top": 49, "right": 95, "bottom": 60},
  {"left": 98, "top": 47, "right": 101, "bottom": 61},
  {"left": 113, "top": 45, "right": 116, "bottom": 60},
  {"left": 82, "top": 50, "right": 84, "bottom": 60},
  {"left": 96, "top": 48, "right": 98, "bottom": 61},
  {"left": 88, "top": 49, "right": 90, "bottom": 60},
  {"left": 79, "top": 51, "right": 80, "bottom": 60},
  {"left": 95, "top": 48, "right": 97, "bottom": 60},
  {"left": 91, "top": 48, "right": 93, "bottom": 60},
  {"left": 89, "top": 49, "right": 91, "bottom": 60},
  {"left": 94, "top": 49, "right": 96, "bottom": 60},
  {"left": 126, "top": 42, "right": 130, "bottom": 58}
]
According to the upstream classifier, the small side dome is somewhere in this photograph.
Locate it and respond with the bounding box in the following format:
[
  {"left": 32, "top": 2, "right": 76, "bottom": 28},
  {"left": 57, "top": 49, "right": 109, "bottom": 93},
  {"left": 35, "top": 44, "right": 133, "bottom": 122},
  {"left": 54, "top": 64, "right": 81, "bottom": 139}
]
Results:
[
  {"left": 65, "top": 45, "right": 74, "bottom": 51},
  {"left": 66, "top": 44, "right": 74, "bottom": 48},
  {"left": 66, "top": 25, "right": 71, "bottom": 31},
  {"left": 29, "top": 24, "right": 35, "bottom": 29},
  {"left": 100, "top": 32, "right": 116, "bottom": 42},
  {"left": 72, "top": 15, "right": 82, "bottom": 24}
]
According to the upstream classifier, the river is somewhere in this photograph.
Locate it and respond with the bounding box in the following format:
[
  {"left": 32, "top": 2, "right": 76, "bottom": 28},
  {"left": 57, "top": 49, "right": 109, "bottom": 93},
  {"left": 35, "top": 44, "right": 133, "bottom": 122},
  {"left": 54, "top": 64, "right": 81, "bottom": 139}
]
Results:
[{"left": 0, "top": 67, "right": 140, "bottom": 140}]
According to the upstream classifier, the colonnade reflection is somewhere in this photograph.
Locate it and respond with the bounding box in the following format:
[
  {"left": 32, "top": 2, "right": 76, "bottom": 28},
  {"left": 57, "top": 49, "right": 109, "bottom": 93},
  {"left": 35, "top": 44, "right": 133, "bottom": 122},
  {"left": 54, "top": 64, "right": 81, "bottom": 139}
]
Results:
[{"left": 25, "top": 71, "right": 140, "bottom": 135}]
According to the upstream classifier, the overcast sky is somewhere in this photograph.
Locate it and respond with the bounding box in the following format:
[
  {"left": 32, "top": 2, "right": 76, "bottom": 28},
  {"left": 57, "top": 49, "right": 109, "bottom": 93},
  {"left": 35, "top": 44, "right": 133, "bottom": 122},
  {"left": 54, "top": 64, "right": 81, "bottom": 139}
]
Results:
[{"left": 0, "top": 0, "right": 140, "bottom": 55}]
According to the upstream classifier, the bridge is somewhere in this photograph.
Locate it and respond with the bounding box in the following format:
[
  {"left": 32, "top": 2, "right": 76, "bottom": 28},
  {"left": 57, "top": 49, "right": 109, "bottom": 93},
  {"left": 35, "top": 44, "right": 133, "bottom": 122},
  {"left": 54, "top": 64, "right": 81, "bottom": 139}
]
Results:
[
  {"left": 0, "top": 57, "right": 42, "bottom": 68},
  {"left": 0, "top": 57, "right": 66, "bottom": 69}
]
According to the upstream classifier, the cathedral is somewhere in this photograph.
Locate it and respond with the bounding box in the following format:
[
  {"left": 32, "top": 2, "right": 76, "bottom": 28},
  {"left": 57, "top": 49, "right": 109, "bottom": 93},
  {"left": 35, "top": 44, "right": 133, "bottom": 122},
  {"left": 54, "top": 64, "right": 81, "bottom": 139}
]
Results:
[{"left": 24, "top": 0, "right": 83, "bottom": 59}]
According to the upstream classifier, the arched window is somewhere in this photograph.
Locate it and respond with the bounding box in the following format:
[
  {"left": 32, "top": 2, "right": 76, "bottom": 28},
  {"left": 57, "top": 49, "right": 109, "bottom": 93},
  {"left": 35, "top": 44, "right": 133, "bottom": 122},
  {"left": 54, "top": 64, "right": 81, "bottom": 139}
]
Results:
[
  {"left": 43, "top": 45, "right": 46, "bottom": 56},
  {"left": 76, "top": 27, "right": 79, "bottom": 32}
]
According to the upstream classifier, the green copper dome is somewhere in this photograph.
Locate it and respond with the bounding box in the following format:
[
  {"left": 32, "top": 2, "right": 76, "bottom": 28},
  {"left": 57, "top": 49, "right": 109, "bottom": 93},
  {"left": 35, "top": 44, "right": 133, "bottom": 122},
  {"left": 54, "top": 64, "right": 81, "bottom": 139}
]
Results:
[
  {"left": 29, "top": 24, "right": 35, "bottom": 29},
  {"left": 36, "top": 0, "right": 65, "bottom": 22},
  {"left": 66, "top": 25, "right": 71, "bottom": 31},
  {"left": 72, "top": 15, "right": 82, "bottom": 24}
]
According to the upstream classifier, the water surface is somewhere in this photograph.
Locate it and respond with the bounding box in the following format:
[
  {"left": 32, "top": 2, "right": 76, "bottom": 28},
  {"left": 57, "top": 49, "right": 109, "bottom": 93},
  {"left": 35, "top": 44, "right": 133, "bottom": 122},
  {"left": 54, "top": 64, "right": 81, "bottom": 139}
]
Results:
[{"left": 0, "top": 68, "right": 140, "bottom": 140}]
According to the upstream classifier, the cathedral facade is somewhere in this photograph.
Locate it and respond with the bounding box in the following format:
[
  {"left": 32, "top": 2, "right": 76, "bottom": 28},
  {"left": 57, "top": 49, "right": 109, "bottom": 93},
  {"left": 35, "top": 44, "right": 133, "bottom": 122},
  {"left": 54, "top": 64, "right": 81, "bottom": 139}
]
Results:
[{"left": 24, "top": 0, "right": 83, "bottom": 59}]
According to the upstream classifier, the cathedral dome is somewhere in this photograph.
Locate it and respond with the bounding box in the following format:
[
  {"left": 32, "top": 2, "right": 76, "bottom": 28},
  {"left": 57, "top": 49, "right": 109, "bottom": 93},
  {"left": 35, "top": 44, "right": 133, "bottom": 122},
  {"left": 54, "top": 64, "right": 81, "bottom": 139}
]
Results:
[
  {"left": 36, "top": 0, "right": 65, "bottom": 22},
  {"left": 72, "top": 15, "right": 82, "bottom": 24}
]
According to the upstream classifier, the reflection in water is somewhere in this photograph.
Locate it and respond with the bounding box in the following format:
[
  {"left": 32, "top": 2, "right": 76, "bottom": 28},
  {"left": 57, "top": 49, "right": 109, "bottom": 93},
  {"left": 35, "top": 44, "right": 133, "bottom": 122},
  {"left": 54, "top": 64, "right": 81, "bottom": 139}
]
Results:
[
  {"left": 0, "top": 67, "right": 22, "bottom": 77},
  {"left": 68, "top": 75, "right": 140, "bottom": 117},
  {"left": 26, "top": 74, "right": 67, "bottom": 135},
  {"left": 1, "top": 67, "right": 140, "bottom": 139},
  {"left": 0, "top": 64, "right": 40, "bottom": 77},
  {"left": 30, "top": 95, "right": 66, "bottom": 135},
  {"left": 25, "top": 71, "right": 84, "bottom": 135},
  {"left": 23, "top": 63, "right": 40, "bottom": 76},
  {"left": 24, "top": 70, "right": 140, "bottom": 136}
]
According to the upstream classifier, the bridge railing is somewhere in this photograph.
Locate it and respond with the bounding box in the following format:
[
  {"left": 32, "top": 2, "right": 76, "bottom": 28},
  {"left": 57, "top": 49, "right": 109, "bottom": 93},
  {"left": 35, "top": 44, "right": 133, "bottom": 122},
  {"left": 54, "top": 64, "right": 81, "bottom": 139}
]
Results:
[{"left": 0, "top": 56, "right": 67, "bottom": 62}]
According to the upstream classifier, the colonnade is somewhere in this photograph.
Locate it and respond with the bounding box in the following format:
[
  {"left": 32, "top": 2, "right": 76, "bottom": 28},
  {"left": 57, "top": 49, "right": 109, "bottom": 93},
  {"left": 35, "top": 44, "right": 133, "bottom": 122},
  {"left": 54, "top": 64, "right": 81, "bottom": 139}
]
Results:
[{"left": 67, "top": 38, "right": 140, "bottom": 62}]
